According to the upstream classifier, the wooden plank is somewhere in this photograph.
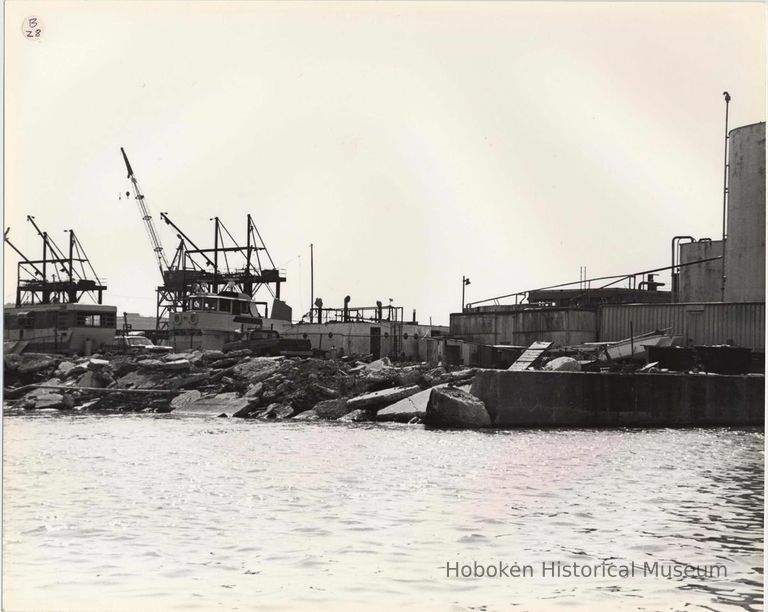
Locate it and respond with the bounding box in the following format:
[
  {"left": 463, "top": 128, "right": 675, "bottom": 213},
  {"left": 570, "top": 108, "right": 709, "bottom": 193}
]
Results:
[{"left": 508, "top": 341, "right": 553, "bottom": 371}]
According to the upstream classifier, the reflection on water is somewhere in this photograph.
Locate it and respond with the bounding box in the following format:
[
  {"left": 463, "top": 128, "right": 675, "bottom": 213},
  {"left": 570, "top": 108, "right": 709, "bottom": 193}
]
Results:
[{"left": 3, "top": 414, "right": 763, "bottom": 611}]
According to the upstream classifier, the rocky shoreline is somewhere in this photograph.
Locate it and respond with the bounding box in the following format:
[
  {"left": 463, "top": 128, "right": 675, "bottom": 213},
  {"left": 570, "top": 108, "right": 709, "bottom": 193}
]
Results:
[{"left": 3, "top": 351, "right": 492, "bottom": 427}]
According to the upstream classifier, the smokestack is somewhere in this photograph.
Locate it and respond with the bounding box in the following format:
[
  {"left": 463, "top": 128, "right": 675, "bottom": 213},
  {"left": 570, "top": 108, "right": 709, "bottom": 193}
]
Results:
[
  {"left": 343, "top": 295, "right": 351, "bottom": 322},
  {"left": 376, "top": 300, "right": 383, "bottom": 322}
]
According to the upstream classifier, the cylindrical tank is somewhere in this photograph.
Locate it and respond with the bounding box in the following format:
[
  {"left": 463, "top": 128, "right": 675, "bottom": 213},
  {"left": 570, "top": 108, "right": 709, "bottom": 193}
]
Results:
[{"left": 724, "top": 122, "right": 766, "bottom": 302}]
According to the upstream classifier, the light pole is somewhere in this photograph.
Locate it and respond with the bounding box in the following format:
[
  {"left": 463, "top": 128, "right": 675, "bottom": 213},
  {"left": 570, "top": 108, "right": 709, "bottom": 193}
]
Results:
[
  {"left": 720, "top": 91, "right": 731, "bottom": 301},
  {"left": 462, "top": 276, "right": 471, "bottom": 311}
]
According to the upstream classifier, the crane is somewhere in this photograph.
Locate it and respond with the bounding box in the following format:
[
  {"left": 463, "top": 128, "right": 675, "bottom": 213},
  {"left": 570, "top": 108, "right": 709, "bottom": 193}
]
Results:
[{"left": 121, "top": 147, "right": 170, "bottom": 279}]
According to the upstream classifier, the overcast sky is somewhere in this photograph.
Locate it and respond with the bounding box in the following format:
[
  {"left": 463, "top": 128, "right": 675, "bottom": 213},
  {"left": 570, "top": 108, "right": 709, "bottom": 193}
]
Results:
[{"left": 4, "top": 1, "right": 765, "bottom": 325}]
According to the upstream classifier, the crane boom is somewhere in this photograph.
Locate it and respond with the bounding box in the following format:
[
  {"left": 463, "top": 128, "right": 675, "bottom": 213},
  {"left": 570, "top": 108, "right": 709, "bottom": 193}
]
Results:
[{"left": 121, "top": 147, "right": 169, "bottom": 278}]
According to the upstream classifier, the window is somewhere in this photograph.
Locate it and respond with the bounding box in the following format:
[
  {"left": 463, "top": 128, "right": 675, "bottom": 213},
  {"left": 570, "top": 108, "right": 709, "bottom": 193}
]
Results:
[{"left": 76, "top": 312, "right": 109, "bottom": 327}]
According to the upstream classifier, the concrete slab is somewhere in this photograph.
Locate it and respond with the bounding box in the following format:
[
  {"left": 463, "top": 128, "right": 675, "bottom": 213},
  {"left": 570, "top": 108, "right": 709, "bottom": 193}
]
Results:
[{"left": 346, "top": 385, "right": 422, "bottom": 411}]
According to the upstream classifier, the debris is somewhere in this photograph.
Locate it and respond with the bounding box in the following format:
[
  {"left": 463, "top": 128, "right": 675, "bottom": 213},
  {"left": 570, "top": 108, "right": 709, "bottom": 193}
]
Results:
[
  {"left": 313, "top": 398, "right": 351, "bottom": 419},
  {"left": 346, "top": 385, "right": 422, "bottom": 411},
  {"left": 425, "top": 386, "right": 492, "bottom": 428},
  {"left": 542, "top": 357, "right": 581, "bottom": 372},
  {"left": 376, "top": 384, "right": 448, "bottom": 423}
]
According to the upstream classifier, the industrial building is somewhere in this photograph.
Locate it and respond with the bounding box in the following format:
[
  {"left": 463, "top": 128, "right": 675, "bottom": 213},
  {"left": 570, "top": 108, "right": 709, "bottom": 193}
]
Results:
[{"left": 447, "top": 121, "right": 765, "bottom": 366}]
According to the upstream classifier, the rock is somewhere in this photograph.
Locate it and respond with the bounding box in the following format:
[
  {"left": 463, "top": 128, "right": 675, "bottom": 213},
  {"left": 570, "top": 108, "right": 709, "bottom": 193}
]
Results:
[
  {"left": 376, "top": 384, "right": 448, "bottom": 423},
  {"left": 55, "top": 361, "right": 77, "bottom": 377},
  {"left": 116, "top": 370, "right": 166, "bottom": 389},
  {"left": 225, "top": 349, "right": 252, "bottom": 359},
  {"left": 16, "top": 354, "right": 60, "bottom": 375},
  {"left": 160, "top": 359, "right": 192, "bottom": 372},
  {"left": 76, "top": 371, "right": 105, "bottom": 388},
  {"left": 338, "top": 408, "right": 376, "bottom": 422},
  {"left": 217, "top": 413, "right": 228, "bottom": 418},
  {"left": 104, "top": 357, "right": 135, "bottom": 377},
  {"left": 87, "top": 358, "right": 110, "bottom": 370},
  {"left": 396, "top": 367, "right": 424, "bottom": 387},
  {"left": 543, "top": 357, "right": 581, "bottom": 372},
  {"left": 200, "top": 350, "right": 225, "bottom": 362},
  {"left": 257, "top": 403, "right": 296, "bottom": 419},
  {"left": 170, "top": 390, "right": 202, "bottom": 411},
  {"left": 162, "top": 352, "right": 198, "bottom": 362},
  {"left": 177, "top": 372, "right": 211, "bottom": 388},
  {"left": 293, "top": 409, "right": 319, "bottom": 421},
  {"left": 177, "top": 392, "right": 251, "bottom": 417},
  {"left": 136, "top": 358, "right": 164, "bottom": 369},
  {"left": 244, "top": 382, "right": 264, "bottom": 398},
  {"left": 364, "top": 357, "right": 392, "bottom": 372},
  {"left": 438, "top": 368, "right": 476, "bottom": 384},
  {"left": 425, "top": 386, "right": 492, "bottom": 429},
  {"left": 232, "top": 357, "right": 283, "bottom": 381},
  {"left": 313, "top": 398, "right": 351, "bottom": 419},
  {"left": 207, "top": 357, "right": 240, "bottom": 370},
  {"left": 346, "top": 385, "right": 422, "bottom": 412},
  {"left": 35, "top": 393, "right": 64, "bottom": 409},
  {"left": 310, "top": 382, "right": 340, "bottom": 398}
]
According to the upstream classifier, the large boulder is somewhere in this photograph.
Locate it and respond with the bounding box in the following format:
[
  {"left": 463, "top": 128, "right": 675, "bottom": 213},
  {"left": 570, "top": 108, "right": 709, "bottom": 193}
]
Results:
[
  {"left": 293, "top": 409, "right": 320, "bottom": 421},
  {"left": 346, "top": 385, "right": 422, "bottom": 412},
  {"left": 425, "top": 386, "right": 492, "bottom": 429},
  {"left": 542, "top": 357, "right": 581, "bottom": 372},
  {"left": 313, "top": 398, "right": 351, "bottom": 420}
]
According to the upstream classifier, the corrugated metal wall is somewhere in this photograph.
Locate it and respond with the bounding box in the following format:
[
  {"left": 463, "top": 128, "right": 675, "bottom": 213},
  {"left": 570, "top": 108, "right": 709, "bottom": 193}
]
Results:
[
  {"left": 450, "top": 309, "right": 597, "bottom": 347},
  {"left": 599, "top": 302, "right": 765, "bottom": 350}
]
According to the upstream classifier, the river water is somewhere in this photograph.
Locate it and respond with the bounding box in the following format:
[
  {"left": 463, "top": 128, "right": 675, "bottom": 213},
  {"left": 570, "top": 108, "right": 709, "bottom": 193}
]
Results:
[{"left": 2, "top": 414, "right": 763, "bottom": 611}]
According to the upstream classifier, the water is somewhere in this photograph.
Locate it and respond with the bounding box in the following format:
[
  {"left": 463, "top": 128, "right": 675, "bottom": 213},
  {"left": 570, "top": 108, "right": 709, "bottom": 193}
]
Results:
[{"left": 2, "top": 414, "right": 763, "bottom": 611}]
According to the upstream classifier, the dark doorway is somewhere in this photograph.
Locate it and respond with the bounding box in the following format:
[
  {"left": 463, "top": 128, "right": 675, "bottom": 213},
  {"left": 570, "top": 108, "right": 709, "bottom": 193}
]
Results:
[{"left": 370, "top": 327, "right": 381, "bottom": 358}]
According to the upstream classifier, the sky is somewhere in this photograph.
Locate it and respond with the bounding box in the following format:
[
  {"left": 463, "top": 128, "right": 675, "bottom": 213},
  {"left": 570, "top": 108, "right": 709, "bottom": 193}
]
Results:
[{"left": 4, "top": 1, "right": 766, "bottom": 325}]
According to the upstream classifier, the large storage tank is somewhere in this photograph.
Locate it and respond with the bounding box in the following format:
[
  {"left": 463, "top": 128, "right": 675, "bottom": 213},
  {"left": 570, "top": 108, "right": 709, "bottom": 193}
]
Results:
[
  {"left": 678, "top": 239, "right": 723, "bottom": 302},
  {"left": 724, "top": 122, "right": 766, "bottom": 302}
]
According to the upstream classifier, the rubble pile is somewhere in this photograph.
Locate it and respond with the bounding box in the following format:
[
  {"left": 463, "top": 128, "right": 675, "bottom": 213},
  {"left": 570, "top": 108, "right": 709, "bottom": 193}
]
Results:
[{"left": 3, "top": 351, "right": 478, "bottom": 424}]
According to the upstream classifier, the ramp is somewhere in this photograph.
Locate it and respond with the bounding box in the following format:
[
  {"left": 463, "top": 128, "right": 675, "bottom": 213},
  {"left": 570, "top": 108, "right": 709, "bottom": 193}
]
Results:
[{"left": 507, "top": 341, "right": 552, "bottom": 371}]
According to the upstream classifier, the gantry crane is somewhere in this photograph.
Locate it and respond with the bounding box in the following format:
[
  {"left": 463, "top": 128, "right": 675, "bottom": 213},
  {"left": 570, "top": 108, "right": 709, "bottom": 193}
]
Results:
[
  {"left": 120, "top": 149, "right": 286, "bottom": 328},
  {"left": 3, "top": 218, "right": 107, "bottom": 306}
]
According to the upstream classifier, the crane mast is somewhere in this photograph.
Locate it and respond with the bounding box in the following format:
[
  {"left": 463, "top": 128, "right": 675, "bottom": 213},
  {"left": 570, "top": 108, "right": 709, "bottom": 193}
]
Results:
[{"left": 121, "top": 147, "right": 169, "bottom": 278}]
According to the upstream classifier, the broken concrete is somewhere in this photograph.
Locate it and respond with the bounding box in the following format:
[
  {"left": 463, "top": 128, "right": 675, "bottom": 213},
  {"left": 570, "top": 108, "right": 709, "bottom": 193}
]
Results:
[
  {"left": 346, "top": 385, "right": 422, "bottom": 412},
  {"left": 425, "top": 386, "right": 491, "bottom": 429},
  {"left": 376, "top": 384, "right": 448, "bottom": 423},
  {"left": 176, "top": 392, "right": 252, "bottom": 417},
  {"left": 338, "top": 408, "right": 377, "bottom": 423},
  {"left": 170, "top": 390, "right": 202, "bottom": 411},
  {"left": 313, "top": 398, "right": 351, "bottom": 420}
]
